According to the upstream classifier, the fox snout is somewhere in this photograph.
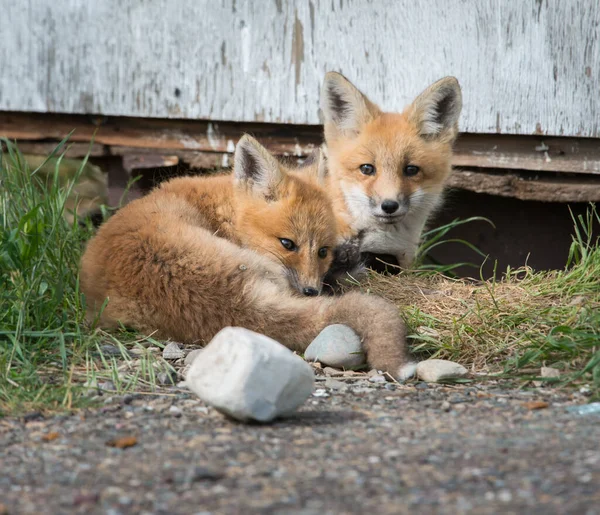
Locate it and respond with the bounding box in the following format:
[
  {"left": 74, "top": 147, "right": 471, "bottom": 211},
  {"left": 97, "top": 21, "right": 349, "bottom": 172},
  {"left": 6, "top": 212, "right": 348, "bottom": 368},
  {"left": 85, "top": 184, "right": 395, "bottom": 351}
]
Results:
[
  {"left": 285, "top": 268, "right": 324, "bottom": 296},
  {"left": 373, "top": 197, "right": 410, "bottom": 222}
]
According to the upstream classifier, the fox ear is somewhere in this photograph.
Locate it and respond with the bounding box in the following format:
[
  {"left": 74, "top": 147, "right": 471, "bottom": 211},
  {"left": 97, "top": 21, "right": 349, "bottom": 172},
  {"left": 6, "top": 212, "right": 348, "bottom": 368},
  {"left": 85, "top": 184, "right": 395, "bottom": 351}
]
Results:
[
  {"left": 320, "top": 72, "right": 380, "bottom": 139},
  {"left": 407, "top": 77, "right": 462, "bottom": 142},
  {"left": 234, "top": 135, "right": 283, "bottom": 200},
  {"left": 299, "top": 145, "right": 329, "bottom": 185}
]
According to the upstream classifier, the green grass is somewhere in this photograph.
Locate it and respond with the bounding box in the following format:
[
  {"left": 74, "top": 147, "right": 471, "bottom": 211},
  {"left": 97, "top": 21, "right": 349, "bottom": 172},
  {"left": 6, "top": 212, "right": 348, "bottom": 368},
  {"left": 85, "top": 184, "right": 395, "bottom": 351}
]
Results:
[
  {"left": 1, "top": 139, "right": 599, "bottom": 416},
  {"left": 0, "top": 140, "right": 172, "bottom": 416},
  {"left": 367, "top": 205, "right": 600, "bottom": 398}
]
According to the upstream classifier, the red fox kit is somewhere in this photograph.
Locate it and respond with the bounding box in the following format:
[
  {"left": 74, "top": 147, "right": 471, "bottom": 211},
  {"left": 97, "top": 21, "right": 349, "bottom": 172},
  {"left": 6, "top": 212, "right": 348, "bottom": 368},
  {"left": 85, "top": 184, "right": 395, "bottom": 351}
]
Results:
[
  {"left": 319, "top": 72, "right": 463, "bottom": 273},
  {"left": 80, "top": 135, "right": 411, "bottom": 377}
]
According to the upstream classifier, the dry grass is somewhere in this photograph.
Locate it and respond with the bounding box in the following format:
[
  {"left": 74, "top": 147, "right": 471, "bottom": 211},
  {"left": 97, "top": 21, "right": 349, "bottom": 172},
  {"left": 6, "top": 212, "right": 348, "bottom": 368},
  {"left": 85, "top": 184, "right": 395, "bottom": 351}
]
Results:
[{"left": 362, "top": 262, "right": 599, "bottom": 381}]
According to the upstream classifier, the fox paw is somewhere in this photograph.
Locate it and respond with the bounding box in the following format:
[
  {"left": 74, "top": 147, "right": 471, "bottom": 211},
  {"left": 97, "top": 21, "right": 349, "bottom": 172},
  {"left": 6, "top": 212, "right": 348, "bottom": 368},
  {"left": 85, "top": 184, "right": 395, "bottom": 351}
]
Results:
[{"left": 396, "top": 362, "right": 418, "bottom": 381}]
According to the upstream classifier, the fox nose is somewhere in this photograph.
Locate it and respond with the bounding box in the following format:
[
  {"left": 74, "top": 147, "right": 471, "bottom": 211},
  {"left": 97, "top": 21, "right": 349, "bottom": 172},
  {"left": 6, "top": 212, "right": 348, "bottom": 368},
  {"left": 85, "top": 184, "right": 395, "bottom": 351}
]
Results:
[
  {"left": 302, "top": 287, "right": 319, "bottom": 297},
  {"left": 381, "top": 200, "right": 400, "bottom": 214}
]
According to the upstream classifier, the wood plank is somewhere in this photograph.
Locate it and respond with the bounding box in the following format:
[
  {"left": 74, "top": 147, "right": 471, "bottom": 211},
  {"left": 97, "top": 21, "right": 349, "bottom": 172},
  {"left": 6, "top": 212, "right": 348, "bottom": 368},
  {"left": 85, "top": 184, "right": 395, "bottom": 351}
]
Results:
[
  {"left": 447, "top": 169, "right": 600, "bottom": 203},
  {"left": 2, "top": 112, "right": 600, "bottom": 176},
  {"left": 122, "top": 154, "right": 179, "bottom": 172},
  {"left": 1, "top": 0, "right": 598, "bottom": 137},
  {"left": 111, "top": 147, "right": 230, "bottom": 170},
  {"left": 453, "top": 135, "right": 600, "bottom": 175},
  {"left": 0, "top": 112, "right": 320, "bottom": 156}
]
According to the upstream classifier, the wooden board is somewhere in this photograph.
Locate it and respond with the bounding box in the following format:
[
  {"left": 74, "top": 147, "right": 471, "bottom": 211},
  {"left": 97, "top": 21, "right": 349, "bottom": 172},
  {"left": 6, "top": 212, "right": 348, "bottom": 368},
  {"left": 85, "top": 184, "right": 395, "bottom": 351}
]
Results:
[
  {"left": 1, "top": 0, "right": 599, "bottom": 137},
  {"left": 3, "top": 112, "right": 600, "bottom": 175},
  {"left": 447, "top": 169, "right": 600, "bottom": 203}
]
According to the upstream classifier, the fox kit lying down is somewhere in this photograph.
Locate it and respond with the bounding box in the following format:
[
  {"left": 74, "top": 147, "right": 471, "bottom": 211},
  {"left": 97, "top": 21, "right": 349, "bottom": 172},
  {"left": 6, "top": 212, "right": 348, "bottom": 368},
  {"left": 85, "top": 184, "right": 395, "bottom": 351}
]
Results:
[
  {"left": 319, "top": 72, "right": 463, "bottom": 275},
  {"left": 80, "top": 135, "right": 412, "bottom": 377}
]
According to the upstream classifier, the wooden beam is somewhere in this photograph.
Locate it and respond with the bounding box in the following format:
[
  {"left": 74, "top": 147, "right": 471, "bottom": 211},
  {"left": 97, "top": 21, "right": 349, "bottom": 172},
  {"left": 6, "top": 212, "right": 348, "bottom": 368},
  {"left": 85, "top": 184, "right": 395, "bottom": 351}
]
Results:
[
  {"left": 453, "top": 134, "right": 600, "bottom": 175},
  {"left": 3, "top": 112, "right": 600, "bottom": 175},
  {"left": 447, "top": 168, "right": 600, "bottom": 202}
]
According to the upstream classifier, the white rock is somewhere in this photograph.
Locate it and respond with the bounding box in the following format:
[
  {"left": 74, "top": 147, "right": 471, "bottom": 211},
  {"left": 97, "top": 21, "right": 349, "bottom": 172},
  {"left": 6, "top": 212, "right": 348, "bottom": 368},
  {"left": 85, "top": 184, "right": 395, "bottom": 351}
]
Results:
[
  {"left": 416, "top": 359, "right": 468, "bottom": 383},
  {"left": 184, "top": 348, "right": 203, "bottom": 365},
  {"left": 368, "top": 374, "right": 387, "bottom": 384},
  {"left": 541, "top": 367, "right": 561, "bottom": 378},
  {"left": 185, "top": 327, "right": 314, "bottom": 422},
  {"left": 304, "top": 324, "right": 365, "bottom": 369},
  {"left": 163, "top": 342, "right": 185, "bottom": 360}
]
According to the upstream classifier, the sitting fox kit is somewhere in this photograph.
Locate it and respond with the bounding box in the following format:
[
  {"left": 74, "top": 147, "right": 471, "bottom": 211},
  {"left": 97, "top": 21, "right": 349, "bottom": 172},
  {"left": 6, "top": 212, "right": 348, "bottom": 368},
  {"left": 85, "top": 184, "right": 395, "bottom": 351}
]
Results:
[
  {"left": 320, "top": 72, "right": 463, "bottom": 270},
  {"left": 80, "top": 135, "right": 412, "bottom": 377}
]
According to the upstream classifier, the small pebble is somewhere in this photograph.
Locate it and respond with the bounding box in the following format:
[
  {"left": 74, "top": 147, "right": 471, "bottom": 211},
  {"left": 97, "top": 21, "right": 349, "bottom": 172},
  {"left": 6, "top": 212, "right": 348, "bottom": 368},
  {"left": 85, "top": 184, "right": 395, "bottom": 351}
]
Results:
[
  {"left": 416, "top": 359, "right": 468, "bottom": 383},
  {"left": 163, "top": 342, "right": 185, "bottom": 360},
  {"left": 324, "top": 378, "right": 347, "bottom": 390},
  {"left": 190, "top": 466, "right": 224, "bottom": 482},
  {"left": 368, "top": 374, "right": 387, "bottom": 384},
  {"left": 323, "top": 367, "right": 345, "bottom": 377},
  {"left": 541, "top": 367, "right": 561, "bottom": 378},
  {"left": 157, "top": 371, "right": 177, "bottom": 386},
  {"left": 98, "top": 381, "right": 116, "bottom": 392},
  {"left": 169, "top": 405, "right": 182, "bottom": 417},
  {"left": 580, "top": 385, "right": 592, "bottom": 396}
]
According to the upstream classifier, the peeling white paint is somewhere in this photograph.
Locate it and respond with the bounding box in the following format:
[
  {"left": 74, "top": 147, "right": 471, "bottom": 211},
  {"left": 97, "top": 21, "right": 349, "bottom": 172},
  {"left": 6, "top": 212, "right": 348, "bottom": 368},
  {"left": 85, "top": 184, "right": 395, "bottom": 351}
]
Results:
[
  {"left": 226, "top": 139, "right": 235, "bottom": 153},
  {"left": 0, "top": 0, "right": 598, "bottom": 137},
  {"left": 240, "top": 24, "right": 251, "bottom": 74}
]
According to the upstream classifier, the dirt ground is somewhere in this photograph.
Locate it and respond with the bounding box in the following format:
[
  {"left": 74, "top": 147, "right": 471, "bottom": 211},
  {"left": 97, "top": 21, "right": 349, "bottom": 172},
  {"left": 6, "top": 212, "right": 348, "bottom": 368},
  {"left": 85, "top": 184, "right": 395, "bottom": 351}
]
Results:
[{"left": 2, "top": 374, "right": 599, "bottom": 515}]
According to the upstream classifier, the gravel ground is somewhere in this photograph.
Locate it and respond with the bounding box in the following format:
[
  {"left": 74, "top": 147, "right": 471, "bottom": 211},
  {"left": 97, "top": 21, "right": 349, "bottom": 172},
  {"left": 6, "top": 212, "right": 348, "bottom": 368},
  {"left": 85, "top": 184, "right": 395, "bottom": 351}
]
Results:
[{"left": 2, "top": 372, "right": 600, "bottom": 515}]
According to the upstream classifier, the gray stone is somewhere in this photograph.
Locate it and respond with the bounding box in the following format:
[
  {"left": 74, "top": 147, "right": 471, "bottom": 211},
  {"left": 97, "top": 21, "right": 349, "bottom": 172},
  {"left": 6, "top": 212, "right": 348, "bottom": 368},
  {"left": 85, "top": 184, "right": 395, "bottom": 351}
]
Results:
[
  {"left": 157, "top": 371, "right": 177, "bottom": 385},
  {"left": 323, "top": 367, "right": 345, "bottom": 377},
  {"left": 185, "top": 327, "right": 314, "bottom": 422},
  {"left": 163, "top": 342, "right": 185, "bottom": 360},
  {"left": 368, "top": 374, "right": 387, "bottom": 384},
  {"left": 168, "top": 405, "right": 182, "bottom": 417},
  {"left": 184, "top": 348, "right": 203, "bottom": 365},
  {"left": 304, "top": 324, "right": 365, "bottom": 369},
  {"left": 541, "top": 367, "right": 561, "bottom": 378},
  {"left": 324, "top": 378, "right": 347, "bottom": 390},
  {"left": 416, "top": 359, "right": 468, "bottom": 383}
]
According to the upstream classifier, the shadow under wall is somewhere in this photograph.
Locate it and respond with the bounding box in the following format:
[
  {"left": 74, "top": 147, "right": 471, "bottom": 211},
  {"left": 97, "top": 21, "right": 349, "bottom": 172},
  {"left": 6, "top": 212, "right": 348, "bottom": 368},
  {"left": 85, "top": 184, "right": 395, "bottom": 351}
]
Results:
[{"left": 424, "top": 190, "right": 598, "bottom": 279}]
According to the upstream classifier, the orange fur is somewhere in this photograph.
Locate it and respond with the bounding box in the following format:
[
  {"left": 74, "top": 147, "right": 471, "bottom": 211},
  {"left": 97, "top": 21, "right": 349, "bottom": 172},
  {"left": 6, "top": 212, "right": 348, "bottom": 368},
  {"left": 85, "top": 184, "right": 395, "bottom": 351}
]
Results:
[
  {"left": 80, "top": 135, "right": 410, "bottom": 376},
  {"left": 319, "top": 73, "right": 463, "bottom": 270}
]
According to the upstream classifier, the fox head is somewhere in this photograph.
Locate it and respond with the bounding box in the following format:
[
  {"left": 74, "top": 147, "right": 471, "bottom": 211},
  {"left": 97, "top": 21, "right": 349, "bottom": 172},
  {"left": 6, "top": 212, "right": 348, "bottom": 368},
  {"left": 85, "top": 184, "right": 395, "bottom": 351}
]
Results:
[
  {"left": 233, "top": 135, "right": 337, "bottom": 296},
  {"left": 320, "top": 72, "right": 462, "bottom": 229}
]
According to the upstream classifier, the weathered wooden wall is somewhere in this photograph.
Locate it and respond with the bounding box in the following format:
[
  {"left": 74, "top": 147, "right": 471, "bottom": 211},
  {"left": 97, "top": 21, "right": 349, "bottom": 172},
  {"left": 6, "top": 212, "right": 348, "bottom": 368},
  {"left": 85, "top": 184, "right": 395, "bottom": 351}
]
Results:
[{"left": 1, "top": 0, "right": 598, "bottom": 137}]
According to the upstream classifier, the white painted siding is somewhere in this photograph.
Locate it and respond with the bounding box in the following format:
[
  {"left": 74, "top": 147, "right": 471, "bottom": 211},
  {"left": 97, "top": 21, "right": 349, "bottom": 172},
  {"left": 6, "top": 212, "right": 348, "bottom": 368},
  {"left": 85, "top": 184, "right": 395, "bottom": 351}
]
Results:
[{"left": 1, "top": 0, "right": 598, "bottom": 137}]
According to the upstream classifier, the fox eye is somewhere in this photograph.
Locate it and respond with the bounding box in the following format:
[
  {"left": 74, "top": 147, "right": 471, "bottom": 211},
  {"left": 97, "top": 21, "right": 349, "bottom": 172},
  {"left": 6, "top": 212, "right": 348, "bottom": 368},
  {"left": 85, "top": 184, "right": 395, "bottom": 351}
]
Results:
[
  {"left": 318, "top": 247, "right": 328, "bottom": 259},
  {"left": 359, "top": 164, "right": 376, "bottom": 176},
  {"left": 404, "top": 165, "right": 420, "bottom": 177},
  {"left": 279, "top": 238, "right": 297, "bottom": 251}
]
